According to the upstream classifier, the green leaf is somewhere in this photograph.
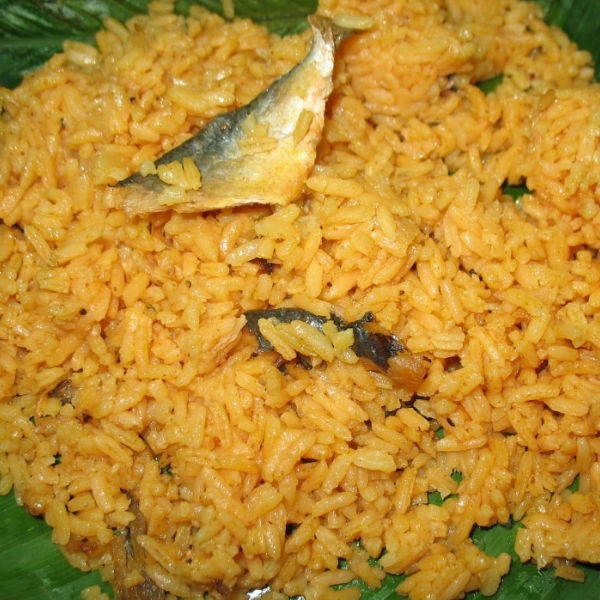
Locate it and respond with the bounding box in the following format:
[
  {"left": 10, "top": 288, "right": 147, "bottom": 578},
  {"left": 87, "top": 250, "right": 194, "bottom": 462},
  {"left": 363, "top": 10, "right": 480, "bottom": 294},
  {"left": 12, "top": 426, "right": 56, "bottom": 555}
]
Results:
[
  {"left": 176, "top": 0, "right": 318, "bottom": 34},
  {"left": 471, "top": 522, "right": 600, "bottom": 600},
  {"left": 339, "top": 574, "right": 406, "bottom": 600},
  {"left": 0, "top": 490, "right": 113, "bottom": 600},
  {"left": 532, "top": 0, "right": 553, "bottom": 13},
  {"left": 428, "top": 491, "right": 444, "bottom": 506},
  {"left": 543, "top": 0, "right": 600, "bottom": 80},
  {"left": 0, "top": 0, "right": 151, "bottom": 88},
  {"left": 0, "top": 0, "right": 317, "bottom": 89},
  {"left": 477, "top": 74, "right": 504, "bottom": 95},
  {"left": 335, "top": 562, "right": 406, "bottom": 600},
  {"left": 503, "top": 183, "right": 531, "bottom": 201}
]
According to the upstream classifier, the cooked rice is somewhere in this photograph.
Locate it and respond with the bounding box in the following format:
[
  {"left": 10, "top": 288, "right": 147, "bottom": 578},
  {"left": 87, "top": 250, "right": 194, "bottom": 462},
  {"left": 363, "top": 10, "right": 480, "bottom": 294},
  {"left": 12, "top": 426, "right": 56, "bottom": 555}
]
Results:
[{"left": 1, "top": 0, "right": 600, "bottom": 599}]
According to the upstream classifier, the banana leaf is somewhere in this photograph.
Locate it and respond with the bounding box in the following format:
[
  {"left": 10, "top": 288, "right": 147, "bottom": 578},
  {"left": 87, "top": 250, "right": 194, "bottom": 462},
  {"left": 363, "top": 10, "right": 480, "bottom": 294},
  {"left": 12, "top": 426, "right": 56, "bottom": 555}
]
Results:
[
  {"left": 0, "top": 0, "right": 318, "bottom": 88},
  {"left": 0, "top": 0, "right": 599, "bottom": 598}
]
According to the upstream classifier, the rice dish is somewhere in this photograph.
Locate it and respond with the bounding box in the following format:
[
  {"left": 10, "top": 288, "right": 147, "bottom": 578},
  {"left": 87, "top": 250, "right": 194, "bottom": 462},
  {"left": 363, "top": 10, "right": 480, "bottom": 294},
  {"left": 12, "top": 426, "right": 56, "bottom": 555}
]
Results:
[{"left": 0, "top": 0, "right": 599, "bottom": 598}]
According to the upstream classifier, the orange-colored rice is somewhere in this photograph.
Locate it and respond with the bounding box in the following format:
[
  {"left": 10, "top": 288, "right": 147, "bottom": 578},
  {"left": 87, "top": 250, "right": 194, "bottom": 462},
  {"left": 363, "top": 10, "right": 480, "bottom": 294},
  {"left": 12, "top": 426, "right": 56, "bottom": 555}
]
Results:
[{"left": 1, "top": 0, "right": 600, "bottom": 599}]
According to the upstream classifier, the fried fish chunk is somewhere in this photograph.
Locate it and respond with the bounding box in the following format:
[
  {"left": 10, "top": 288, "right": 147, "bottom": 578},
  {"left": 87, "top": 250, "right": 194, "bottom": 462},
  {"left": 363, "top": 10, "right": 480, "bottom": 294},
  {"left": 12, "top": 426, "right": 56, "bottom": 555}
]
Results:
[{"left": 118, "top": 16, "right": 351, "bottom": 216}]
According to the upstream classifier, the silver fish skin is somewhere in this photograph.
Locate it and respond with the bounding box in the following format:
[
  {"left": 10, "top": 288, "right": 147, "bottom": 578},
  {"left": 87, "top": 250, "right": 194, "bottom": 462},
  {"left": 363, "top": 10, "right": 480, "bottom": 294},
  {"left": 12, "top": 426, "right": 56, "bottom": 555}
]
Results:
[{"left": 119, "top": 15, "right": 339, "bottom": 216}]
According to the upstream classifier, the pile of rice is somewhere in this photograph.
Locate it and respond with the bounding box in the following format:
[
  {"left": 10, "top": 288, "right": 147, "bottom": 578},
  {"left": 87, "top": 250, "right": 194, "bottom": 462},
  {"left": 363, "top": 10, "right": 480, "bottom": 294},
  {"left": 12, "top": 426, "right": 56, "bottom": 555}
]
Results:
[{"left": 1, "top": 0, "right": 599, "bottom": 598}]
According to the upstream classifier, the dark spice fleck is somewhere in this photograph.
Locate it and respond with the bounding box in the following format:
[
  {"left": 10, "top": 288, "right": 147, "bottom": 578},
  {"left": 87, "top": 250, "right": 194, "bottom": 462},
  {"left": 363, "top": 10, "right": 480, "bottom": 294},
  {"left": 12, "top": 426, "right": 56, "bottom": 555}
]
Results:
[
  {"left": 252, "top": 258, "right": 276, "bottom": 274},
  {"left": 48, "top": 379, "right": 76, "bottom": 405}
]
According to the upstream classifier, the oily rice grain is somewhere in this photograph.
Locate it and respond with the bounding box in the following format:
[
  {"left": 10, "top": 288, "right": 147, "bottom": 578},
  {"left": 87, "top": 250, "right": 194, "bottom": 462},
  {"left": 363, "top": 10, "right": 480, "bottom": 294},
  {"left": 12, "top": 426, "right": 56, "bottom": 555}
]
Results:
[{"left": 1, "top": 0, "right": 600, "bottom": 599}]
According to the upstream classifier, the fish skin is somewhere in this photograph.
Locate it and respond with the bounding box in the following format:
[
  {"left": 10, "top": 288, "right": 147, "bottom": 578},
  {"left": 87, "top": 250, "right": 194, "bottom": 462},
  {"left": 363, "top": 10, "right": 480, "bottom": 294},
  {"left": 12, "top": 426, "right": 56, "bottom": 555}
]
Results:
[
  {"left": 119, "top": 15, "right": 336, "bottom": 216},
  {"left": 245, "top": 308, "right": 406, "bottom": 370},
  {"left": 109, "top": 488, "right": 166, "bottom": 600}
]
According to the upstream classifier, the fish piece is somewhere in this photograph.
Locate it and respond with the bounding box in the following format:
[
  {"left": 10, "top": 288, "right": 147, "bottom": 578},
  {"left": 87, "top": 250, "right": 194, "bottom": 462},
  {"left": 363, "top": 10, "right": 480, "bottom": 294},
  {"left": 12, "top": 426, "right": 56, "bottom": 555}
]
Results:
[
  {"left": 246, "top": 307, "right": 330, "bottom": 342},
  {"left": 344, "top": 312, "right": 404, "bottom": 370},
  {"left": 386, "top": 353, "right": 429, "bottom": 394},
  {"left": 118, "top": 16, "right": 342, "bottom": 216},
  {"left": 110, "top": 490, "right": 166, "bottom": 600},
  {"left": 48, "top": 379, "right": 76, "bottom": 405},
  {"left": 245, "top": 308, "right": 425, "bottom": 375},
  {"left": 245, "top": 308, "right": 404, "bottom": 368}
]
